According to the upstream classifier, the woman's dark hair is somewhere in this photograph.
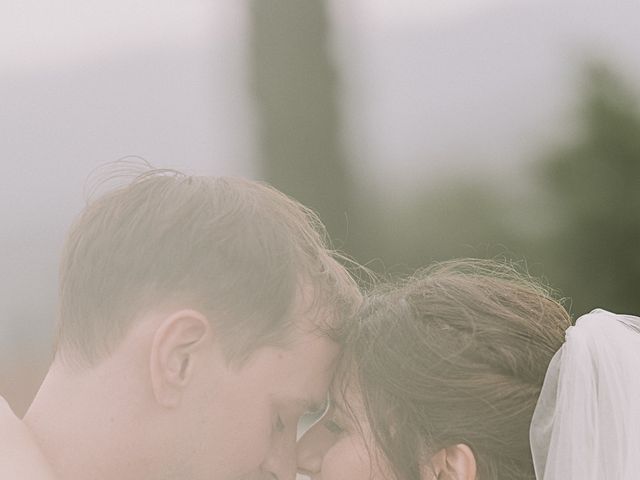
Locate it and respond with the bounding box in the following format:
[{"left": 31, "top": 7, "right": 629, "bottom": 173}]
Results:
[{"left": 344, "top": 259, "right": 571, "bottom": 480}]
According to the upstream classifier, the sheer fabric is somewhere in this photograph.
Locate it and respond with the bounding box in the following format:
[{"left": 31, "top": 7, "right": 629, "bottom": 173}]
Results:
[{"left": 530, "top": 309, "right": 640, "bottom": 479}]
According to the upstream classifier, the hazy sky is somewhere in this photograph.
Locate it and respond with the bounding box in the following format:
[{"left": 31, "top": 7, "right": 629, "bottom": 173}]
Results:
[
  {"left": 338, "top": 0, "right": 523, "bottom": 28},
  {"left": 2, "top": 0, "right": 522, "bottom": 71},
  {"left": 2, "top": 1, "right": 231, "bottom": 71}
]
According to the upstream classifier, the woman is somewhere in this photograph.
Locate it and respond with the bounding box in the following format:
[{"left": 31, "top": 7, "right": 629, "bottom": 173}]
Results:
[{"left": 297, "top": 259, "right": 640, "bottom": 479}]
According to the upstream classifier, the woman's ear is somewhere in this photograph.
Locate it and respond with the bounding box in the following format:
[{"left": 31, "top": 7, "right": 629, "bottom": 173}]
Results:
[
  {"left": 422, "top": 444, "right": 477, "bottom": 480},
  {"left": 149, "top": 309, "right": 211, "bottom": 408}
]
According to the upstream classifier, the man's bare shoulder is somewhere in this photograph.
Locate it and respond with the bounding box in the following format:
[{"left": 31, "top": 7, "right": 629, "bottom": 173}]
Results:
[{"left": 0, "top": 395, "right": 58, "bottom": 479}]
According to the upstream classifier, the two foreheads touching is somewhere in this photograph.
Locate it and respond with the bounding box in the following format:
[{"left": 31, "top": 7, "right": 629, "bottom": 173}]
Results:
[{"left": 43, "top": 168, "right": 570, "bottom": 480}]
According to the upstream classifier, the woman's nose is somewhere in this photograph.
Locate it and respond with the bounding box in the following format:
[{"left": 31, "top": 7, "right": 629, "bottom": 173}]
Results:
[{"left": 296, "top": 420, "right": 334, "bottom": 476}]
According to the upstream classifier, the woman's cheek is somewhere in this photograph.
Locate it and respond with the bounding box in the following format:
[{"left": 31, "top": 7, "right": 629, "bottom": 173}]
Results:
[{"left": 320, "top": 434, "right": 376, "bottom": 480}]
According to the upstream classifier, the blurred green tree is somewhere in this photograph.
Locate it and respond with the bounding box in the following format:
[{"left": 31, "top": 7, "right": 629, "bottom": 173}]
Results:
[
  {"left": 370, "top": 181, "right": 525, "bottom": 275},
  {"left": 249, "top": 6, "right": 640, "bottom": 317},
  {"left": 537, "top": 61, "right": 640, "bottom": 314},
  {"left": 249, "top": 0, "right": 357, "bottom": 251}
]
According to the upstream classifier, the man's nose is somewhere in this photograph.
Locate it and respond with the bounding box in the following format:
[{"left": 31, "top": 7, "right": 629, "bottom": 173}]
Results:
[
  {"left": 262, "top": 430, "right": 298, "bottom": 480},
  {"left": 296, "top": 421, "right": 333, "bottom": 476}
]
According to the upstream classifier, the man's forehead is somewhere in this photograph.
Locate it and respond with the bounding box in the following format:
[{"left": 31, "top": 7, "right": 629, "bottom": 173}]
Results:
[
  {"left": 289, "top": 280, "right": 343, "bottom": 333},
  {"left": 286, "top": 322, "right": 341, "bottom": 369}
]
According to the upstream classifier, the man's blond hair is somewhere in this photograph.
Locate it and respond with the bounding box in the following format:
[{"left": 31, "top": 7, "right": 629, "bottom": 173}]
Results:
[{"left": 57, "top": 169, "right": 361, "bottom": 365}]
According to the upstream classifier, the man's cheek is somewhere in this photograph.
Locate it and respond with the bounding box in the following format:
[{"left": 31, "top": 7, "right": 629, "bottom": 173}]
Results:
[{"left": 236, "top": 427, "right": 274, "bottom": 474}]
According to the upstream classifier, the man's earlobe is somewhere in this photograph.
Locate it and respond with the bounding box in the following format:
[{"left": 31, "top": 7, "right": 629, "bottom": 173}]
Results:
[
  {"left": 423, "top": 444, "right": 477, "bottom": 480},
  {"left": 149, "top": 309, "right": 211, "bottom": 408}
]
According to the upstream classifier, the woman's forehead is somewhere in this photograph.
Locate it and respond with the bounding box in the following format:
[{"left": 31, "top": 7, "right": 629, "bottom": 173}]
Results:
[{"left": 329, "top": 377, "right": 364, "bottom": 416}]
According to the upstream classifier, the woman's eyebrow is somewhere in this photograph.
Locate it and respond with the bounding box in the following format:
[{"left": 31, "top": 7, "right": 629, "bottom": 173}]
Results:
[
  {"left": 301, "top": 394, "right": 330, "bottom": 416},
  {"left": 293, "top": 394, "right": 329, "bottom": 416},
  {"left": 317, "top": 394, "right": 331, "bottom": 415}
]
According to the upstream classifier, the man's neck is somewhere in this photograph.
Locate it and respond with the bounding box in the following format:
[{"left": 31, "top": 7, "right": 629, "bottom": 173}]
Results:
[
  {"left": 0, "top": 395, "right": 57, "bottom": 479},
  {"left": 23, "top": 361, "right": 147, "bottom": 480}
]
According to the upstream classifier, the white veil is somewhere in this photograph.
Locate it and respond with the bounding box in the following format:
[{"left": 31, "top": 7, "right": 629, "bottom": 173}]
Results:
[{"left": 530, "top": 309, "right": 640, "bottom": 480}]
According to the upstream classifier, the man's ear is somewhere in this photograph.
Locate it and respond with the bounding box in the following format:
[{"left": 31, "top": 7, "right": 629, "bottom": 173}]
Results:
[
  {"left": 422, "top": 444, "right": 477, "bottom": 480},
  {"left": 149, "top": 309, "right": 211, "bottom": 408}
]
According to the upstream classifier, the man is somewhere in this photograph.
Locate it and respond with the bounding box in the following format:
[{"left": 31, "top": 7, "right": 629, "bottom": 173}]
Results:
[{"left": 7, "top": 170, "right": 360, "bottom": 480}]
